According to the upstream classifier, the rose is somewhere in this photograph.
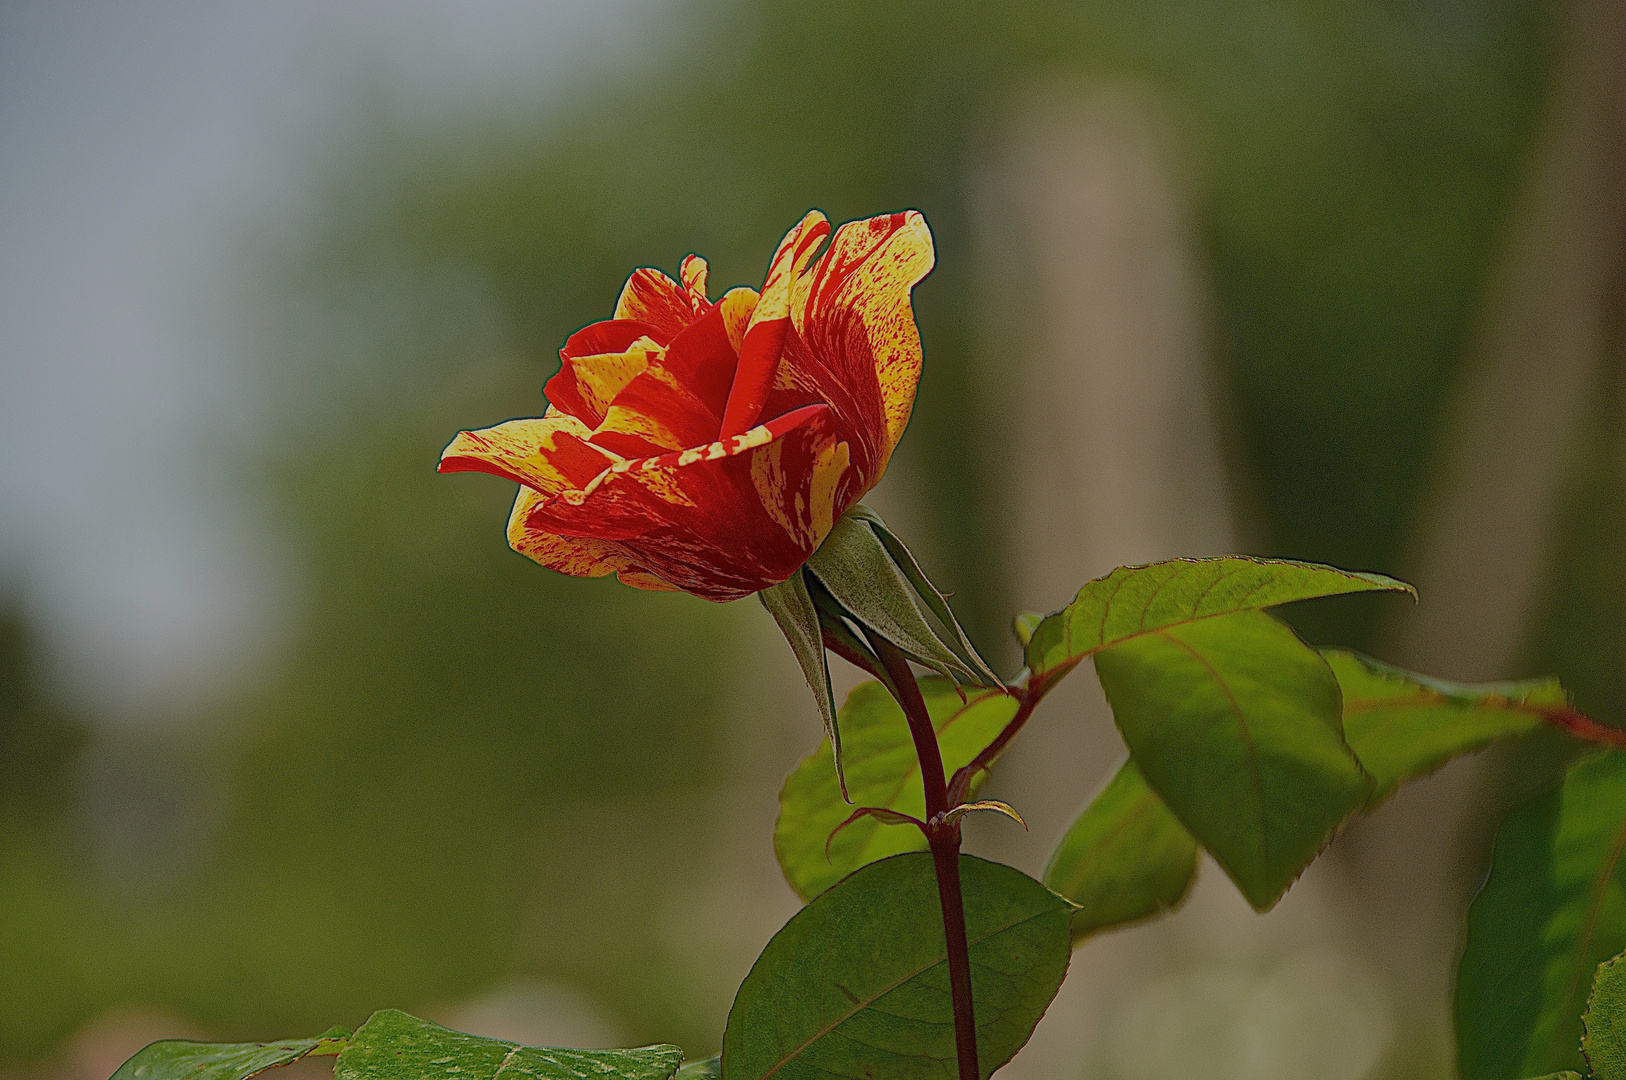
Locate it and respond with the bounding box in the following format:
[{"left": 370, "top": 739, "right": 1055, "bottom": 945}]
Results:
[{"left": 439, "top": 210, "right": 934, "bottom": 601}]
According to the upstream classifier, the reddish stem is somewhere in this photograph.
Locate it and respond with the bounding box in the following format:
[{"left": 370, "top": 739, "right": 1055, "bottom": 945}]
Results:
[
  {"left": 1541, "top": 706, "right": 1626, "bottom": 749},
  {"left": 866, "top": 631, "right": 980, "bottom": 1080},
  {"left": 949, "top": 685, "right": 1039, "bottom": 806}
]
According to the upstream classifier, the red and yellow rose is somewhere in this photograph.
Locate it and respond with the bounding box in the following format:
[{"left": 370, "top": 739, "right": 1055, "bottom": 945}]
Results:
[{"left": 439, "top": 210, "right": 934, "bottom": 601}]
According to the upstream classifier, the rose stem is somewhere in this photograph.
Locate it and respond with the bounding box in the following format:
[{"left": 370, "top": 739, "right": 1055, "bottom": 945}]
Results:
[{"left": 865, "top": 630, "right": 980, "bottom": 1080}]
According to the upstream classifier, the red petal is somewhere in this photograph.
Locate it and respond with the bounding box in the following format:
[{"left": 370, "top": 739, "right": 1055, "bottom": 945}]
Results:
[
  {"left": 614, "top": 267, "right": 695, "bottom": 342},
  {"left": 587, "top": 302, "right": 739, "bottom": 457},
  {"left": 720, "top": 211, "right": 831, "bottom": 437},
  {"left": 761, "top": 210, "right": 933, "bottom": 490},
  {"left": 526, "top": 404, "right": 857, "bottom": 600}
]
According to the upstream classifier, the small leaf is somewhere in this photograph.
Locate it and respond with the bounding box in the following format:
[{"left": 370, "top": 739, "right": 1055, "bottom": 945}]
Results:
[
  {"left": 1458, "top": 751, "right": 1626, "bottom": 1080},
  {"left": 721, "top": 853, "right": 1073, "bottom": 1080},
  {"left": 775, "top": 678, "right": 1018, "bottom": 900},
  {"left": 805, "top": 512, "right": 995, "bottom": 687},
  {"left": 674, "top": 1056, "right": 721, "bottom": 1080},
  {"left": 1094, "top": 609, "right": 1372, "bottom": 910},
  {"left": 1011, "top": 612, "right": 1043, "bottom": 649},
  {"left": 1585, "top": 950, "right": 1626, "bottom": 1079},
  {"left": 826, "top": 806, "right": 926, "bottom": 858},
  {"left": 1328, "top": 650, "right": 1558, "bottom": 806},
  {"left": 760, "top": 570, "right": 844, "bottom": 790},
  {"left": 1025, "top": 556, "right": 1412, "bottom": 688},
  {"left": 1043, "top": 757, "right": 1199, "bottom": 942},
  {"left": 334, "top": 1010, "right": 683, "bottom": 1080},
  {"left": 942, "top": 800, "right": 1026, "bottom": 829},
  {"left": 110, "top": 1034, "right": 340, "bottom": 1080}
]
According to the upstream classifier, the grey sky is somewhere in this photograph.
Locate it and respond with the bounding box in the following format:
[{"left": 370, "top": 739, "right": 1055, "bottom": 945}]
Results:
[{"left": 0, "top": 0, "right": 671, "bottom": 717}]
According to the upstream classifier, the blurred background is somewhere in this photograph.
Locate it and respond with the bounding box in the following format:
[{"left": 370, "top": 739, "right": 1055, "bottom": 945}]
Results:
[{"left": 1, "top": 0, "right": 1621, "bottom": 1077}]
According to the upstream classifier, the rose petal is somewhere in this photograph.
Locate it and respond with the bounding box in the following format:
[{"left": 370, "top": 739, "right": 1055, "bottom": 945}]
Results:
[
  {"left": 763, "top": 210, "right": 934, "bottom": 486},
  {"left": 614, "top": 267, "right": 695, "bottom": 341},
  {"left": 526, "top": 403, "right": 854, "bottom": 600},
  {"left": 545, "top": 336, "right": 659, "bottom": 428},
  {"left": 507, "top": 486, "right": 673, "bottom": 592},
  {"left": 680, "top": 254, "right": 709, "bottom": 313},
  {"left": 588, "top": 302, "right": 740, "bottom": 458},
  {"left": 438, "top": 412, "right": 621, "bottom": 494},
  {"left": 720, "top": 211, "right": 832, "bottom": 436}
]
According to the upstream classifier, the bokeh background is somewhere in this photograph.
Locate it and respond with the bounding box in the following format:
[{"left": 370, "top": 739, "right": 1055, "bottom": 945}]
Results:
[{"left": 1, "top": 1, "right": 1622, "bottom": 1077}]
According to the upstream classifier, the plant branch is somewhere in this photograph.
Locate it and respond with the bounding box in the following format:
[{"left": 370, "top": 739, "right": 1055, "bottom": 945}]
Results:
[
  {"left": 865, "top": 630, "right": 979, "bottom": 1080},
  {"left": 1541, "top": 705, "right": 1626, "bottom": 749},
  {"left": 948, "top": 683, "right": 1039, "bottom": 806}
]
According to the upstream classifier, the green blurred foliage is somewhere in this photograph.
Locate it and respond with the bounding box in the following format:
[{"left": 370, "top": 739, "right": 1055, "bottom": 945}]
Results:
[{"left": 4, "top": 0, "right": 1607, "bottom": 1070}]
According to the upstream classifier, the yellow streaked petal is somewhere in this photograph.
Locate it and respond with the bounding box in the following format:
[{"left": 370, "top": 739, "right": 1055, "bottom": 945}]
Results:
[
  {"left": 792, "top": 210, "right": 934, "bottom": 456},
  {"left": 440, "top": 411, "right": 619, "bottom": 494},
  {"left": 717, "top": 286, "right": 758, "bottom": 356},
  {"left": 506, "top": 487, "right": 634, "bottom": 577}
]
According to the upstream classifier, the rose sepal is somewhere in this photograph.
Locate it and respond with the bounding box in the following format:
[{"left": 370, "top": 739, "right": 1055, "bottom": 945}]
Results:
[
  {"left": 804, "top": 506, "right": 1002, "bottom": 689},
  {"left": 758, "top": 571, "right": 845, "bottom": 794}
]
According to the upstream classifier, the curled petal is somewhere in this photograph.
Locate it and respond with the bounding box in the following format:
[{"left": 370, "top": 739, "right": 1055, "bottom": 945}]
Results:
[
  {"left": 614, "top": 267, "right": 695, "bottom": 341},
  {"left": 767, "top": 211, "right": 934, "bottom": 486},
  {"left": 544, "top": 335, "right": 659, "bottom": 429},
  {"left": 506, "top": 487, "right": 673, "bottom": 591},
  {"left": 680, "top": 254, "right": 709, "bottom": 313},
  {"left": 438, "top": 412, "right": 620, "bottom": 494},
  {"left": 716, "top": 286, "right": 758, "bottom": 356},
  {"left": 720, "top": 211, "right": 832, "bottom": 436},
  {"left": 589, "top": 302, "right": 740, "bottom": 458},
  {"left": 525, "top": 404, "right": 855, "bottom": 601}
]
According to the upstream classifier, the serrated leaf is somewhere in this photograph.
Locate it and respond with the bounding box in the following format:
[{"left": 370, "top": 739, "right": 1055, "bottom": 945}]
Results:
[
  {"left": 1328, "top": 650, "right": 1559, "bottom": 806},
  {"left": 722, "top": 853, "right": 1073, "bottom": 1080},
  {"left": 1458, "top": 751, "right": 1626, "bottom": 1080},
  {"left": 110, "top": 1034, "right": 342, "bottom": 1080},
  {"left": 1042, "top": 757, "right": 1198, "bottom": 942},
  {"left": 1025, "top": 556, "right": 1412, "bottom": 687},
  {"left": 806, "top": 513, "right": 995, "bottom": 687},
  {"left": 775, "top": 678, "right": 1017, "bottom": 901},
  {"left": 1093, "top": 609, "right": 1372, "bottom": 910},
  {"left": 334, "top": 1010, "right": 683, "bottom": 1080},
  {"left": 760, "top": 570, "right": 843, "bottom": 787},
  {"left": 1585, "top": 951, "right": 1626, "bottom": 1079}
]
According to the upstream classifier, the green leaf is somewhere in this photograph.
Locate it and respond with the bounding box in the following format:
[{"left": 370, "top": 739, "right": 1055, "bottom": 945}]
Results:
[
  {"left": 775, "top": 678, "right": 1018, "bottom": 901},
  {"left": 1585, "top": 951, "right": 1626, "bottom": 1079},
  {"left": 1517, "top": 1074, "right": 1585, "bottom": 1079},
  {"left": 722, "top": 853, "right": 1073, "bottom": 1080},
  {"left": 1042, "top": 757, "right": 1198, "bottom": 942},
  {"left": 1025, "top": 556, "right": 1412, "bottom": 687},
  {"left": 110, "top": 1032, "right": 348, "bottom": 1080},
  {"left": 1328, "top": 650, "right": 1559, "bottom": 806},
  {"left": 805, "top": 512, "right": 997, "bottom": 687},
  {"left": 674, "top": 1056, "right": 721, "bottom": 1080},
  {"left": 1093, "top": 609, "right": 1372, "bottom": 910},
  {"left": 761, "top": 570, "right": 843, "bottom": 786},
  {"left": 1458, "top": 751, "right": 1626, "bottom": 1080},
  {"left": 334, "top": 1010, "right": 683, "bottom": 1080}
]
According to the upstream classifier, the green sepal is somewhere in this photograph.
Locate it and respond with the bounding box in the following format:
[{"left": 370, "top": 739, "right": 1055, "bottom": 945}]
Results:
[
  {"left": 760, "top": 569, "right": 845, "bottom": 794},
  {"left": 844, "top": 506, "right": 1004, "bottom": 685},
  {"left": 805, "top": 508, "right": 999, "bottom": 688}
]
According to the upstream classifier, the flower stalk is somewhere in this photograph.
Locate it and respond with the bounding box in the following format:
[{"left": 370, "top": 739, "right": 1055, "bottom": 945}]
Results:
[{"left": 866, "top": 630, "right": 980, "bottom": 1080}]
